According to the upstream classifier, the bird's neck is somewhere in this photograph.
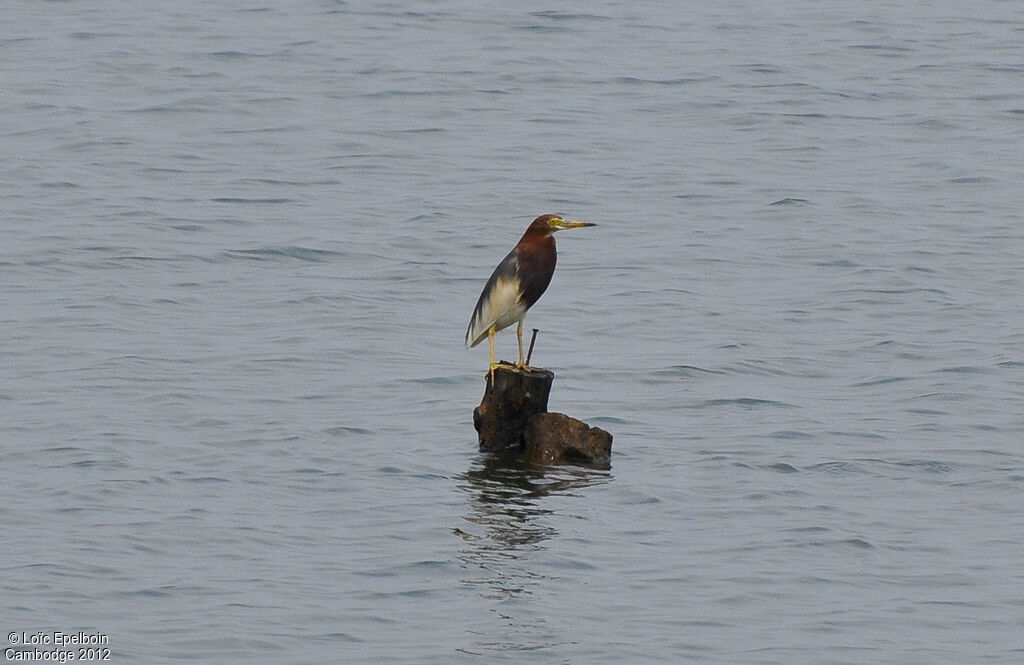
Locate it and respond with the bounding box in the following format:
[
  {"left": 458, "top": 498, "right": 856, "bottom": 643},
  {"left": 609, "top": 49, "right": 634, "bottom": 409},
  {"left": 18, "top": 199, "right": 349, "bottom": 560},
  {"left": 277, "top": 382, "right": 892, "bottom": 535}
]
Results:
[{"left": 518, "top": 232, "right": 555, "bottom": 251}]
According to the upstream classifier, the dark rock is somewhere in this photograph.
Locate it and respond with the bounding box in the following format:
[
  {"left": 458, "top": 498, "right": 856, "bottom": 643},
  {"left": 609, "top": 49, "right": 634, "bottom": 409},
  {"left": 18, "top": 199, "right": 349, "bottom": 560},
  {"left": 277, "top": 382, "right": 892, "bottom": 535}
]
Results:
[
  {"left": 524, "top": 412, "right": 612, "bottom": 469},
  {"left": 472, "top": 362, "right": 612, "bottom": 468}
]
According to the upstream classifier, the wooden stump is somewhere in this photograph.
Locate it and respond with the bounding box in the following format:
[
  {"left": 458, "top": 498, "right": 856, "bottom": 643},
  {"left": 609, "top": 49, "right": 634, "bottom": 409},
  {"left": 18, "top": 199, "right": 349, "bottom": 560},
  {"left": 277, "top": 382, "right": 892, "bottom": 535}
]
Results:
[
  {"left": 473, "top": 362, "right": 613, "bottom": 467},
  {"left": 473, "top": 362, "right": 554, "bottom": 453}
]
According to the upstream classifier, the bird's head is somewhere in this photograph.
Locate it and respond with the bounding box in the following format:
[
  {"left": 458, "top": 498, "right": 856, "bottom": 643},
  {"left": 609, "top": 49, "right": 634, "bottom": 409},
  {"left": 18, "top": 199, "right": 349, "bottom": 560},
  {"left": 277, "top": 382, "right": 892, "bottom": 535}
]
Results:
[{"left": 527, "top": 214, "right": 596, "bottom": 236}]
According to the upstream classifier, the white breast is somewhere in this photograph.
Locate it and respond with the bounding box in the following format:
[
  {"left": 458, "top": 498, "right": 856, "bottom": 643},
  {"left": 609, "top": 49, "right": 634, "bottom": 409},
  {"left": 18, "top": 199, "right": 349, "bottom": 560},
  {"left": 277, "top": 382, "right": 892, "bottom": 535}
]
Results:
[{"left": 466, "top": 276, "right": 527, "bottom": 348}]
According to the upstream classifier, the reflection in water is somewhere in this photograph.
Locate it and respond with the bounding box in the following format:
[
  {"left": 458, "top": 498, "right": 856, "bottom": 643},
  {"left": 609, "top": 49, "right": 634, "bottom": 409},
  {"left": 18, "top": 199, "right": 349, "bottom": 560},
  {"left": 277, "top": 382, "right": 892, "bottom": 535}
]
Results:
[{"left": 454, "top": 455, "right": 611, "bottom": 654}]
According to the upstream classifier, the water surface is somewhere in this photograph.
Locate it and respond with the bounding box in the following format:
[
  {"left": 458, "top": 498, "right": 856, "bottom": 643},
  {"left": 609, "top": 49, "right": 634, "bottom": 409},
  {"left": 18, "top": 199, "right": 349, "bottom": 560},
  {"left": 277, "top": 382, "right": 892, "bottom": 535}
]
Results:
[{"left": 3, "top": 2, "right": 1023, "bottom": 663}]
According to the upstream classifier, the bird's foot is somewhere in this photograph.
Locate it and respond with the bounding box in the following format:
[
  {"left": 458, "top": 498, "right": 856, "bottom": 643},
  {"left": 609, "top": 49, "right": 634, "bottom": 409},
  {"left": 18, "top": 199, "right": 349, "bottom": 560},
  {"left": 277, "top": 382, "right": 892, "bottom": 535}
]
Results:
[{"left": 486, "top": 361, "right": 539, "bottom": 382}]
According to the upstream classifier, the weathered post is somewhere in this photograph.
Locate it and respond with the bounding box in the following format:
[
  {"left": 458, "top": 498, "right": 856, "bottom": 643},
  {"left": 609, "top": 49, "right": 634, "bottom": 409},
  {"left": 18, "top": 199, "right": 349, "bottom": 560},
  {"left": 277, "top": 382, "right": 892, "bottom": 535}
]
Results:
[{"left": 472, "top": 362, "right": 612, "bottom": 468}]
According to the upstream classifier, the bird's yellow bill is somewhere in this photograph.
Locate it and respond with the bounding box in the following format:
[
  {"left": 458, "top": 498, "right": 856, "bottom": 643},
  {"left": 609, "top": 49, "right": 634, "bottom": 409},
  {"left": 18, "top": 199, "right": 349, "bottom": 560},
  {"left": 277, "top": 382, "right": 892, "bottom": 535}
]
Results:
[{"left": 549, "top": 217, "right": 596, "bottom": 230}]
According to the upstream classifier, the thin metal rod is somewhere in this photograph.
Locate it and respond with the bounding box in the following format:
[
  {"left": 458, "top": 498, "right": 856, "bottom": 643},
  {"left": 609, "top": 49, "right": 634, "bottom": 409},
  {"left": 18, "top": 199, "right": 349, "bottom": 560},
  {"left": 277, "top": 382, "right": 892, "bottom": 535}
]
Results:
[{"left": 526, "top": 328, "right": 539, "bottom": 366}]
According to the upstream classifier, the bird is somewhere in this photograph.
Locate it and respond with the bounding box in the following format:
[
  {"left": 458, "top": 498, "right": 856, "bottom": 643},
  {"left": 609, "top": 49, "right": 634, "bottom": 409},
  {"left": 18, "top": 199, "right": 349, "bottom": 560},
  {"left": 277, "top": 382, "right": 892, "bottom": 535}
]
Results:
[{"left": 466, "top": 213, "right": 596, "bottom": 377}]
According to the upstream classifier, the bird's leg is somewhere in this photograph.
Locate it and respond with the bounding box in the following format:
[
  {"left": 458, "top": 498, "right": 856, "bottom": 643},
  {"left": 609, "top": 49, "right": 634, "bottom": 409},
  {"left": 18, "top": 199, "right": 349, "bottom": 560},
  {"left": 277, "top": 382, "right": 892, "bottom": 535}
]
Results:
[
  {"left": 488, "top": 327, "right": 497, "bottom": 381},
  {"left": 516, "top": 320, "right": 525, "bottom": 368}
]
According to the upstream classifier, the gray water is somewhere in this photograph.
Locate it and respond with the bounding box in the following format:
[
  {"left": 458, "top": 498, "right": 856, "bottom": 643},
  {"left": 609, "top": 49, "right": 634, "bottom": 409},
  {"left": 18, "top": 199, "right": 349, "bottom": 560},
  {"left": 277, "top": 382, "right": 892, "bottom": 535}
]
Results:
[{"left": 3, "top": 1, "right": 1024, "bottom": 663}]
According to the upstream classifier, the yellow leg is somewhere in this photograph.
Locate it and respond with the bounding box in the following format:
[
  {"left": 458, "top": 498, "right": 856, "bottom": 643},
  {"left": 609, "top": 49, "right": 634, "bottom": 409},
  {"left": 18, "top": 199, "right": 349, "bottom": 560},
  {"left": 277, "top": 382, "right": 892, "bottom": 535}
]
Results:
[
  {"left": 516, "top": 320, "right": 525, "bottom": 368},
  {"left": 487, "top": 327, "right": 497, "bottom": 381}
]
